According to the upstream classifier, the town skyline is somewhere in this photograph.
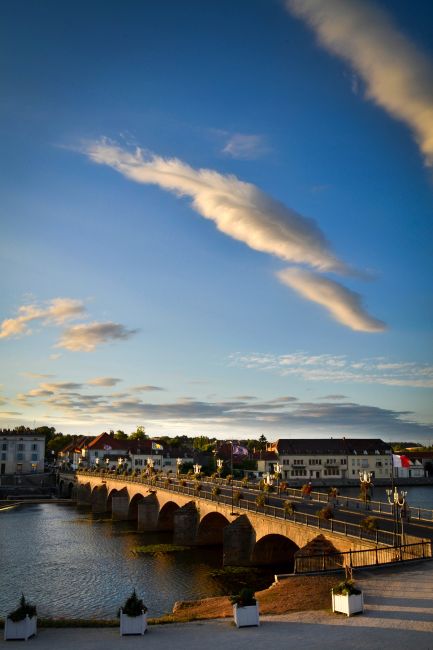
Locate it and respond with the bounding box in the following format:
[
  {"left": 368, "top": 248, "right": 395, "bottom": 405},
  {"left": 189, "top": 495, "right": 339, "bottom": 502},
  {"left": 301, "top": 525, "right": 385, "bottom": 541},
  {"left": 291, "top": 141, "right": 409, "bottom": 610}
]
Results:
[{"left": 1, "top": 0, "right": 432, "bottom": 441}]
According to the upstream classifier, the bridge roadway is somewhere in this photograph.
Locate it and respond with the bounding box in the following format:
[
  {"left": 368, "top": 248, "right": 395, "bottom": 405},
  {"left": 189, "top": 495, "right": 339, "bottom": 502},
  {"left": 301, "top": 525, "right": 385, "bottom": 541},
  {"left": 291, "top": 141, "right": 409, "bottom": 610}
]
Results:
[{"left": 59, "top": 471, "right": 432, "bottom": 568}]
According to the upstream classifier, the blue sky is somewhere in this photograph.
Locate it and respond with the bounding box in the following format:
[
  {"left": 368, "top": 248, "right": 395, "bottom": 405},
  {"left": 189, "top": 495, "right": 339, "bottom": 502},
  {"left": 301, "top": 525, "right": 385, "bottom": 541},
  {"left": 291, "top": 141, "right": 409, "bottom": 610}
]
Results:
[{"left": 1, "top": 0, "right": 432, "bottom": 441}]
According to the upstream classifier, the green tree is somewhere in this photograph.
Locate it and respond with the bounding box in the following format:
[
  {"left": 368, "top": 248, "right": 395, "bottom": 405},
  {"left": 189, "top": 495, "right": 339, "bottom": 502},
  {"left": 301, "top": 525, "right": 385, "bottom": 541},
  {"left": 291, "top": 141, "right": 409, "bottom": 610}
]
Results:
[
  {"left": 130, "top": 425, "right": 148, "bottom": 440},
  {"left": 114, "top": 430, "right": 128, "bottom": 440}
]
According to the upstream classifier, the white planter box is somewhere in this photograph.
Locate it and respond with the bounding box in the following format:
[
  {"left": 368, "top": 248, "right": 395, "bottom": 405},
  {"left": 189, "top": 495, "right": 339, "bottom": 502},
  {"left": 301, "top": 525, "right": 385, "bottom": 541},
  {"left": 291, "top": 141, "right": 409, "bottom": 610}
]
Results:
[
  {"left": 119, "top": 610, "right": 147, "bottom": 635},
  {"left": 4, "top": 615, "right": 37, "bottom": 640},
  {"left": 332, "top": 591, "right": 364, "bottom": 616},
  {"left": 233, "top": 604, "right": 260, "bottom": 628}
]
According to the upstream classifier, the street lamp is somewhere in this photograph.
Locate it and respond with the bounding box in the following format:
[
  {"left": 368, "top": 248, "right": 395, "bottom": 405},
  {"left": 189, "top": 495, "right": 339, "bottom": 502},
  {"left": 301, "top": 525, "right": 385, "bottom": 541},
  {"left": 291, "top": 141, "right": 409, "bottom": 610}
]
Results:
[
  {"left": 359, "top": 470, "right": 372, "bottom": 509},
  {"left": 216, "top": 458, "right": 224, "bottom": 475},
  {"left": 176, "top": 457, "right": 183, "bottom": 477},
  {"left": 193, "top": 463, "right": 201, "bottom": 476},
  {"left": 386, "top": 486, "right": 408, "bottom": 545},
  {"left": 274, "top": 462, "right": 282, "bottom": 493}
]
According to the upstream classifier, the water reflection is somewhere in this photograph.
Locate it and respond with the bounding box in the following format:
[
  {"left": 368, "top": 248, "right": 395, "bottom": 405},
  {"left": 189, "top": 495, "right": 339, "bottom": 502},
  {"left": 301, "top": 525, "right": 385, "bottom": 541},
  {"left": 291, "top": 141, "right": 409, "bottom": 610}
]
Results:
[{"left": 0, "top": 504, "right": 280, "bottom": 619}]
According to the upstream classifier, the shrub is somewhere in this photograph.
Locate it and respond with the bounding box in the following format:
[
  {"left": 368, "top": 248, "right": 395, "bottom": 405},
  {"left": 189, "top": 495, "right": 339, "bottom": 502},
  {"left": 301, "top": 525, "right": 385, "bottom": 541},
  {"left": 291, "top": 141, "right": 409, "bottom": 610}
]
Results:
[
  {"left": 8, "top": 594, "right": 37, "bottom": 622},
  {"left": 317, "top": 506, "right": 334, "bottom": 520},
  {"left": 119, "top": 589, "right": 147, "bottom": 617},
  {"left": 212, "top": 486, "right": 221, "bottom": 496},
  {"left": 332, "top": 580, "right": 361, "bottom": 596},
  {"left": 225, "top": 474, "right": 233, "bottom": 484},
  {"left": 283, "top": 500, "right": 295, "bottom": 515},
  {"left": 263, "top": 483, "right": 274, "bottom": 493},
  {"left": 255, "top": 493, "right": 266, "bottom": 507},
  {"left": 361, "top": 516, "right": 378, "bottom": 531},
  {"left": 230, "top": 588, "right": 256, "bottom": 608},
  {"left": 233, "top": 489, "right": 244, "bottom": 503}
]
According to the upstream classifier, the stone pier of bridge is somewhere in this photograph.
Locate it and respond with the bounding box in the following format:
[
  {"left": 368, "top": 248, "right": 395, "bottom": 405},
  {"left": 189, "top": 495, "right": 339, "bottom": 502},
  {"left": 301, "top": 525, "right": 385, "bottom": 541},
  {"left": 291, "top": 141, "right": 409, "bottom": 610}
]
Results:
[{"left": 61, "top": 473, "right": 379, "bottom": 567}]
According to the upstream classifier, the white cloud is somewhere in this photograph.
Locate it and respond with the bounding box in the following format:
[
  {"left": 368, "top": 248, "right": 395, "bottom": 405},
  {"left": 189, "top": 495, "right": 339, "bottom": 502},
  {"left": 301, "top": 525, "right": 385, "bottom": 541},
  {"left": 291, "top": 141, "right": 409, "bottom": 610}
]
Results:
[
  {"left": 287, "top": 0, "right": 433, "bottom": 165},
  {"left": 88, "top": 377, "right": 122, "bottom": 387},
  {"left": 56, "top": 322, "right": 138, "bottom": 352},
  {"left": 131, "top": 385, "right": 165, "bottom": 392},
  {"left": 230, "top": 351, "right": 433, "bottom": 389},
  {"left": 0, "top": 298, "right": 85, "bottom": 340},
  {"left": 84, "top": 140, "right": 347, "bottom": 273},
  {"left": 222, "top": 133, "right": 269, "bottom": 159},
  {"left": 277, "top": 268, "right": 386, "bottom": 332}
]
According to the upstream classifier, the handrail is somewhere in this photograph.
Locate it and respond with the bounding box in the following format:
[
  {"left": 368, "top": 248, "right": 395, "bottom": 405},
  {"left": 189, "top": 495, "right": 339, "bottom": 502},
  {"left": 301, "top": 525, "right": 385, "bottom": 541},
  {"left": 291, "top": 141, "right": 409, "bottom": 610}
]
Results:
[{"left": 70, "top": 470, "right": 400, "bottom": 546}]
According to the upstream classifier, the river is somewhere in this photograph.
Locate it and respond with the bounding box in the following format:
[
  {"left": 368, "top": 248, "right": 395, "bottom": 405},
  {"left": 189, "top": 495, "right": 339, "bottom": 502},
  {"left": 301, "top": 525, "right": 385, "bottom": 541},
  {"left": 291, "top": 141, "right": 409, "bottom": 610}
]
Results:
[{"left": 0, "top": 503, "right": 275, "bottom": 620}]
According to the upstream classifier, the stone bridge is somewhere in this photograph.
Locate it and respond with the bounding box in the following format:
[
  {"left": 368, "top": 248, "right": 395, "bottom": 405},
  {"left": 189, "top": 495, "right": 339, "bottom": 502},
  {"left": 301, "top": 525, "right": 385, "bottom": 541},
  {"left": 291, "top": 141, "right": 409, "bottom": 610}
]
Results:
[{"left": 59, "top": 473, "right": 376, "bottom": 567}]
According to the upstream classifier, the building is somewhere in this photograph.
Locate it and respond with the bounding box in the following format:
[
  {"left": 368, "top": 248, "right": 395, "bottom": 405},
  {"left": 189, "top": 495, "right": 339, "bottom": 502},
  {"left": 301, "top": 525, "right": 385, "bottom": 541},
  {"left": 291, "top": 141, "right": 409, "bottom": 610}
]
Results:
[
  {"left": 271, "top": 438, "right": 392, "bottom": 481},
  {"left": 0, "top": 430, "right": 45, "bottom": 475}
]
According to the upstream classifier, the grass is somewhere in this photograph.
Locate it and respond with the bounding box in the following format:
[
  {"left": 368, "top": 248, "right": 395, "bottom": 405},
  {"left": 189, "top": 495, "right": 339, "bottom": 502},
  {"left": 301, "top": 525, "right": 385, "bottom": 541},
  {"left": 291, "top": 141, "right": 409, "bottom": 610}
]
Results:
[{"left": 132, "top": 543, "right": 189, "bottom": 555}]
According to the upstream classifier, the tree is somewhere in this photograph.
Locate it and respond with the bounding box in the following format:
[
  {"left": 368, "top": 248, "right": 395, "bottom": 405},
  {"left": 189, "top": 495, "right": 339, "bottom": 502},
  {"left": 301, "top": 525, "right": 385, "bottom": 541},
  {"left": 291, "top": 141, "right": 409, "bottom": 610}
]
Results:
[
  {"left": 114, "top": 430, "right": 128, "bottom": 440},
  {"left": 130, "top": 426, "right": 148, "bottom": 440},
  {"left": 257, "top": 434, "right": 267, "bottom": 451}
]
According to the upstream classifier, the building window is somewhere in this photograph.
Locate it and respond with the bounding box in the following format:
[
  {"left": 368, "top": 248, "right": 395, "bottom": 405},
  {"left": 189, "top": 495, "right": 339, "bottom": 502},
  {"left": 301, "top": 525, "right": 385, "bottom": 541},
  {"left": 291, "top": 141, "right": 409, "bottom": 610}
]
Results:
[
  {"left": 308, "top": 459, "right": 321, "bottom": 465},
  {"left": 31, "top": 453, "right": 38, "bottom": 461},
  {"left": 291, "top": 469, "right": 307, "bottom": 477},
  {"left": 17, "top": 453, "right": 24, "bottom": 461},
  {"left": 94, "top": 451, "right": 99, "bottom": 457},
  {"left": 31, "top": 443, "right": 38, "bottom": 451},
  {"left": 293, "top": 459, "right": 304, "bottom": 465},
  {"left": 324, "top": 468, "right": 340, "bottom": 476},
  {"left": 17, "top": 443, "right": 24, "bottom": 451},
  {"left": 1, "top": 452, "right": 6, "bottom": 461},
  {"left": 1, "top": 443, "right": 7, "bottom": 451},
  {"left": 340, "top": 458, "right": 347, "bottom": 465}
]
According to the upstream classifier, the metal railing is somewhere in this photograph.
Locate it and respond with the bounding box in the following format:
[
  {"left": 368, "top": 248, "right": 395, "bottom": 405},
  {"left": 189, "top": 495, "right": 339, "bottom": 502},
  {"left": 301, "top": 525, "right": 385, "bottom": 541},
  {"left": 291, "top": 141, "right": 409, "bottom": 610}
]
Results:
[
  {"left": 293, "top": 540, "right": 432, "bottom": 574},
  {"left": 71, "top": 469, "right": 400, "bottom": 546}
]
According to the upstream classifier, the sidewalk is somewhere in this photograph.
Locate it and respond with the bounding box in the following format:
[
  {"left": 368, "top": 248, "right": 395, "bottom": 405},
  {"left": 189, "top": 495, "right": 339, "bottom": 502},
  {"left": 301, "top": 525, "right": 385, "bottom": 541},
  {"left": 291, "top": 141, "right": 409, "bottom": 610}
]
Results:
[{"left": 2, "top": 561, "right": 432, "bottom": 649}]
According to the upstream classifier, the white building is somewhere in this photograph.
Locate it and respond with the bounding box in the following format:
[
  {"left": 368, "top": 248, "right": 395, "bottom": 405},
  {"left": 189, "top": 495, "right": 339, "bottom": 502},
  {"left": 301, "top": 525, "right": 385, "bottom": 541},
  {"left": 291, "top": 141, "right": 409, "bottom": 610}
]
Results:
[
  {"left": 0, "top": 431, "right": 45, "bottom": 475},
  {"left": 272, "top": 438, "right": 392, "bottom": 481}
]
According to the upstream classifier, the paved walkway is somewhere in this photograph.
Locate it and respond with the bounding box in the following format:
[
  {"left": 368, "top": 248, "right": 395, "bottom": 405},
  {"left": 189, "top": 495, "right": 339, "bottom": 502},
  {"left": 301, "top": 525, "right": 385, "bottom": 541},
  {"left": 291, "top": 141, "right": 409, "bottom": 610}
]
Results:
[{"left": 2, "top": 561, "right": 432, "bottom": 649}]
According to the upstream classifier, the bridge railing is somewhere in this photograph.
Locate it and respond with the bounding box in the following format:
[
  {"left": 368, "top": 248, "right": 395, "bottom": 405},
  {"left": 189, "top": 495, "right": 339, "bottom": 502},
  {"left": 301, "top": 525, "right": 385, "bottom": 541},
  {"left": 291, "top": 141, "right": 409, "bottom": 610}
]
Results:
[
  {"left": 73, "top": 470, "right": 400, "bottom": 546},
  {"left": 292, "top": 539, "right": 432, "bottom": 574}
]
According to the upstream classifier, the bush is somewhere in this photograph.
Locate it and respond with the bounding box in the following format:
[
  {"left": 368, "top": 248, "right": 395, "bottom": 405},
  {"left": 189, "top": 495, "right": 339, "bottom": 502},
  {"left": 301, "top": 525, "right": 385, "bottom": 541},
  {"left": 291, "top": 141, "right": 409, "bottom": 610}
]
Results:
[
  {"left": 255, "top": 493, "right": 265, "bottom": 507},
  {"left": 233, "top": 490, "right": 244, "bottom": 503},
  {"left": 8, "top": 594, "right": 37, "bottom": 622},
  {"left": 361, "top": 516, "right": 378, "bottom": 531},
  {"left": 317, "top": 506, "right": 334, "bottom": 520},
  {"left": 283, "top": 500, "right": 295, "bottom": 515},
  {"left": 212, "top": 486, "right": 221, "bottom": 496},
  {"left": 230, "top": 588, "right": 256, "bottom": 608},
  {"left": 119, "top": 589, "right": 147, "bottom": 617},
  {"left": 332, "top": 580, "right": 361, "bottom": 596}
]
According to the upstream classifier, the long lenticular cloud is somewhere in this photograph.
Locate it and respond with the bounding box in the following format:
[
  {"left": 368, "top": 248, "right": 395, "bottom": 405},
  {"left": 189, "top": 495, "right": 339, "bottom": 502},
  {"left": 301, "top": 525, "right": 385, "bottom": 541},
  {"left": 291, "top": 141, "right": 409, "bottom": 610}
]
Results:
[
  {"left": 277, "top": 268, "right": 386, "bottom": 332},
  {"left": 85, "top": 140, "right": 347, "bottom": 273},
  {"left": 287, "top": 0, "right": 433, "bottom": 166},
  {"left": 84, "top": 140, "right": 385, "bottom": 332}
]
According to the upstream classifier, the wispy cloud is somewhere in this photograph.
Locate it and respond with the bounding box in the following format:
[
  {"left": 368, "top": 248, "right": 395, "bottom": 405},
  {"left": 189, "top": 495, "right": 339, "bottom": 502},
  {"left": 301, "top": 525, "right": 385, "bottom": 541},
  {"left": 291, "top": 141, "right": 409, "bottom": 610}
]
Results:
[
  {"left": 56, "top": 322, "right": 138, "bottom": 352},
  {"left": 88, "top": 377, "right": 122, "bottom": 387},
  {"left": 131, "top": 385, "right": 165, "bottom": 392},
  {"left": 230, "top": 351, "right": 433, "bottom": 389},
  {"left": 84, "top": 139, "right": 347, "bottom": 273},
  {"left": 222, "top": 133, "right": 270, "bottom": 160},
  {"left": 287, "top": 0, "right": 433, "bottom": 165},
  {"left": 0, "top": 298, "right": 85, "bottom": 339},
  {"left": 13, "top": 380, "right": 433, "bottom": 439},
  {"left": 277, "top": 268, "right": 386, "bottom": 332},
  {"left": 81, "top": 140, "right": 386, "bottom": 332}
]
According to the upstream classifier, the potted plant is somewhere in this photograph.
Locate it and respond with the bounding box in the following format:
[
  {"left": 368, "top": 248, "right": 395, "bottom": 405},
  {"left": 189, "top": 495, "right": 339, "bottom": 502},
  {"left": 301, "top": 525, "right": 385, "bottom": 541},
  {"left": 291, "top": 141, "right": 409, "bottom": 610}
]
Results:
[
  {"left": 118, "top": 589, "right": 148, "bottom": 635},
  {"left": 331, "top": 579, "right": 363, "bottom": 616},
  {"left": 230, "top": 588, "right": 259, "bottom": 628},
  {"left": 4, "top": 594, "right": 37, "bottom": 640}
]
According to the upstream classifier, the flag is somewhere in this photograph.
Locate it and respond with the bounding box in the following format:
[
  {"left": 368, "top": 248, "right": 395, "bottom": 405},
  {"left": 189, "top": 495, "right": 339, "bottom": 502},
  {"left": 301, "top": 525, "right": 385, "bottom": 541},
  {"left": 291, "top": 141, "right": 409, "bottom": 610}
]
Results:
[
  {"left": 393, "top": 454, "right": 411, "bottom": 468},
  {"left": 232, "top": 444, "right": 249, "bottom": 457},
  {"left": 103, "top": 444, "right": 112, "bottom": 451},
  {"left": 152, "top": 442, "right": 163, "bottom": 451}
]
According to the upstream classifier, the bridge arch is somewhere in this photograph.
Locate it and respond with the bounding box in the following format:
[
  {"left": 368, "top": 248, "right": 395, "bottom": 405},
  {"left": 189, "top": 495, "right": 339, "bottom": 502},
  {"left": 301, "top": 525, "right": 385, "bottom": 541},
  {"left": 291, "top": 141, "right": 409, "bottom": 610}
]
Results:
[
  {"left": 128, "top": 492, "right": 147, "bottom": 520},
  {"left": 157, "top": 501, "right": 180, "bottom": 531},
  {"left": 106, "top": 487, "right": 128, "bottom": 513},
  {"left": 251, "top": 533, "right": 299, "bottom": 566},
  {"left": 196, "top": 512, "right": 230, "bottom": 545}
]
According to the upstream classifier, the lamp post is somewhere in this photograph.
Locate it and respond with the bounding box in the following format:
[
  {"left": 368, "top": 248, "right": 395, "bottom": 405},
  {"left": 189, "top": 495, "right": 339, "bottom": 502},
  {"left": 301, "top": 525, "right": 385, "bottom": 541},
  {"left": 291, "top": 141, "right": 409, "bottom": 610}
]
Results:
[
  {"left": 274, "top": 462, "right": 281, "bottom": 494},
  {"left": 386, "top": 486, "right": 408, "bottom": 546},
  {"left": 216, "top": 458, "right": 224, "bottom": 476},
  {"left": 193, "top": 463, "right": 201, "bottom": 476},
  {"left": 147, "top": 457, "right": 154, "bottom": 477},
  {"left": 359, "top": 470, "right": 372, "bottom": 509},
  {"left": 176, "top": 457, "right": 183, "bottom": 478}
]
